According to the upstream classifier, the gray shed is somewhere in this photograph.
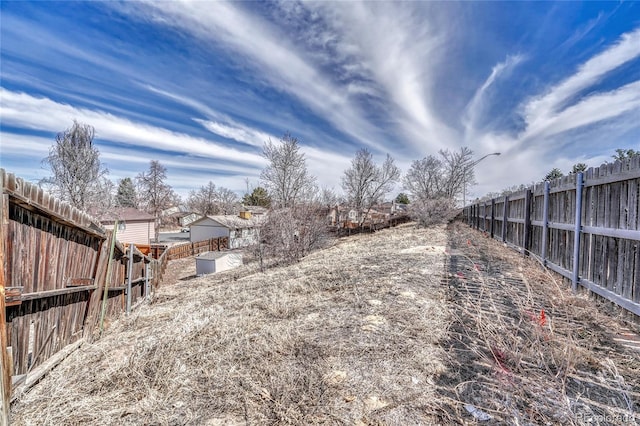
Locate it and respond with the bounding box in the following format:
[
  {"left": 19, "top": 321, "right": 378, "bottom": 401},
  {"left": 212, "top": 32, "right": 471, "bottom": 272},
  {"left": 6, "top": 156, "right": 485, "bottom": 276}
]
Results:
[{"left": 196, "top": 251, "right": 243, "bottom": 275}]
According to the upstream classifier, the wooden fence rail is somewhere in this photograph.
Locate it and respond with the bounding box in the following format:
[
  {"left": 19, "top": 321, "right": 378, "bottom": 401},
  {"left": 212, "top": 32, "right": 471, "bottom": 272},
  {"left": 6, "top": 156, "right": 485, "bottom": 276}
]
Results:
[
  {"left": 151, "top": 237, "right": 229, "bottom": 262},
  {"left": 0, "top": 169, "right": 173, "bottom": 422},
  {"left": 464, "top": 156, "right": 640, "bottom": 316}
]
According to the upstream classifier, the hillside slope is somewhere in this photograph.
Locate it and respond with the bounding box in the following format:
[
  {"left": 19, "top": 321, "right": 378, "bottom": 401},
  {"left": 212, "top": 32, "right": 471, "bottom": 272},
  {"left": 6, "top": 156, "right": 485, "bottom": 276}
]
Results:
[
  {"left": 11, "top": 222, "right": 640, "bottom": 425},
  {"left": 12, "top": 224, "right": 450, "bottom": 425}
]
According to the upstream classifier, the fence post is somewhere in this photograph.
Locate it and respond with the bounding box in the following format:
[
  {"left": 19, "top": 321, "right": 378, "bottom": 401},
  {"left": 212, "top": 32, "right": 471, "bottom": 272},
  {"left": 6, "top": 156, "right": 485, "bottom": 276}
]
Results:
[
  {"left": 490, "top": 198, "right": 496, "bottom": 238},
  {"left": 100, "top": 225, "right": 119, "bottom": 335},
  {"left": 0, "top": 179, "right": 11, "bottom": 425},
  {"left": 572, "top": 172, "right": 584, "bottom": 292},
  {"left": 126, "top": 244, "right": 135, "bottom": 314},
  {"left": 481, "top": 201, "right": 486, "bottom": 231},
  {"left": 541, "top": 182, "right": 550, "bottom": 266},
  {"left": 473, "top": 203, "right": 480, "bottom": 230},
  {"left": 144, "top": 262, "right": 150, "bottom": 302},
  {"left": 502, "top": 195, "right": 508, "bottom": 242},
  {"left": 523, "top": 189, "right": 532, "bottom": 255}
]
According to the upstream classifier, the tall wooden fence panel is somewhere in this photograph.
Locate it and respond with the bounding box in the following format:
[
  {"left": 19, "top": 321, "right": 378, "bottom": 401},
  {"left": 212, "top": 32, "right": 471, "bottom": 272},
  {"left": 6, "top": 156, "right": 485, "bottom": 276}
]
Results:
[
  {"left": 465, "top": 156, "right": 640, "bottom": 316},
  {"left": 0, "top": 169, "right": 157, "bottom": 404}
]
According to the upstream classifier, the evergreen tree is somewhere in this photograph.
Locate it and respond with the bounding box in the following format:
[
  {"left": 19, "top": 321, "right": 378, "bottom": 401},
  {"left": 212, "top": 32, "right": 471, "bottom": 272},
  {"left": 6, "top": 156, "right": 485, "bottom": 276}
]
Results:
[
  {"left": 116, "top": 177, "right": 137, "bottom": 208},
  {"left": 395, "top": 193, "right": 410, "bottom": 204},
  {"left": 544, "top": 168, "right": 564, "bottom": 181},
  {"left": 242, "top": 186, "right": 271, "bottom": 207}
]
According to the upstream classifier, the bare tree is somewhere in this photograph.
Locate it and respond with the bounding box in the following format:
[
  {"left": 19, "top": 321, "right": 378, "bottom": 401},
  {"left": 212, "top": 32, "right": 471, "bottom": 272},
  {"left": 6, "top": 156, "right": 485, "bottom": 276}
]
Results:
[
  {"left": 403, "top": 155, "right": 444, "bottom": 202},
  {"left": 261, "top": 133, "right": 315, "bottom": 208},
  {"left": 438, "top": 147, "right": 474, "bottom": 200},
  {"left": 42, "top": 120, "right": 109, "bottom": 211},
  {"left": 403, "top": 147, "right": 473, "bottom": 226},
  {"left": 217, "top": 187, "right": 239, "bottom": 215},
  {"left": 93, "top": 178, "right": 116, "bottom": 212},
  {"left": 341, "top": 149, "right": 400, "bottom": 224},
  {"left": 187, "top": 181, "right": 219, "bottom": 216},
  {"left": 137, "top": 160, "right": 177, "bottom": 242},
  {"left": 187, "top": 182, "right": 239, "bottom": 216},
  {"left": 320, "top": 186, "right": 341, "bottom": 209},
  {"left": 404, "top": 147, "right": 474, "bottom": 202}
]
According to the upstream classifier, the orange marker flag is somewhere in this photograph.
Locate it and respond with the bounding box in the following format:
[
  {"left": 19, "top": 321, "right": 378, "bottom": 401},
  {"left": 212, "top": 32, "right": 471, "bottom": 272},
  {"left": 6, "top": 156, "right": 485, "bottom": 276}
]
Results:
[{"left": 539, "top": 309, "right": 547, "bottom": 327}]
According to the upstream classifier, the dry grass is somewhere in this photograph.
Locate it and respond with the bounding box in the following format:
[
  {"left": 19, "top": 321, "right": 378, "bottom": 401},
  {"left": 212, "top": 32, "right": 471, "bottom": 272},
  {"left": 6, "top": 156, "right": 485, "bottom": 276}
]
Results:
[
  {"left": 10, "top": 221, "right": 640, "bottom": 425},
  {"left": 437, "top": 221, "right": 640, "bottom": 425},
  {"left": 11, "top": 224, "right": 451, "bottom": 425}
]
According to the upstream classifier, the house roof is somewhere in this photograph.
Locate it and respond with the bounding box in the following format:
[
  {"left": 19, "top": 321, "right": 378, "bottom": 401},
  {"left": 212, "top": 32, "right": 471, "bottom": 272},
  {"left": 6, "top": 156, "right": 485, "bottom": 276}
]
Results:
[
  {"left": 191, "top": 214, "right": 264, "bottom": 229},
  {"left": 242, "top": 205, "right": 268, "bottom": 214},
  {"left": 168, "top": 211, "right": 200, "bottom": 219},
  {"left": 97, "top": 207, "right": 155, "bottom": 223}
]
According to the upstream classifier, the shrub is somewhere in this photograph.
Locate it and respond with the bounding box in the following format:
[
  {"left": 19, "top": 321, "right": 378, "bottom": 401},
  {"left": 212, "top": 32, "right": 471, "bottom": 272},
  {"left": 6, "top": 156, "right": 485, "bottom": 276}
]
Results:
[
  {"left": 409, "top": 197, "right": 458, "bottom": 227},
  {"left": 252, "top": 205, "right": 328, "bottom": 270}
]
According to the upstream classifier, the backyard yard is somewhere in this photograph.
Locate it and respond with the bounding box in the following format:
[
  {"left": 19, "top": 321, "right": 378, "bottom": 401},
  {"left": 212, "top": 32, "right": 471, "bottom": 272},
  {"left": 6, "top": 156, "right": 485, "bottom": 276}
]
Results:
[{"left": 10, "top": 222, "right": 640, "bottom": 425}]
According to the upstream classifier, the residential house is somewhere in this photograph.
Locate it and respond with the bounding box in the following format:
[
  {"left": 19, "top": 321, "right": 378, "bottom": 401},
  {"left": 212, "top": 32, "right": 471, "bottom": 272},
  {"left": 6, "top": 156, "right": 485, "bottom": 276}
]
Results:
[
  {"left": 190, "top": 214, "right": 264, "bottom": 249},
  {"left": 169, "top": 211, "right": 201, "bottom": 227},
  {"left": 242, "top": 205, "right": 268, "bottom": 217},
  {"left": 99, "top": 207, "right": 155, "bottom": 246}
]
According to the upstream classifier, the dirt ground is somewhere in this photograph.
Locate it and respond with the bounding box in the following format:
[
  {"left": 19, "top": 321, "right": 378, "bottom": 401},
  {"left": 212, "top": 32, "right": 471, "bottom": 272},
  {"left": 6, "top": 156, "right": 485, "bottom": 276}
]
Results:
[{"left": 10, "top": 221, "right": 640, "bottom": 425}]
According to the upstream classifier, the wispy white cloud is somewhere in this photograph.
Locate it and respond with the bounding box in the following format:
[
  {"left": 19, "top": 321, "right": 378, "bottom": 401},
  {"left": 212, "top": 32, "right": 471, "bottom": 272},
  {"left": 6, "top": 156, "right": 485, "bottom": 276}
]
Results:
[
  {"left": 300, "top": 1, "right": 459, "bottom": 152},
  {"left": 194, "top": 119, "right": 274, "bottom": 148},
  {"left": 124, "top": 0, "right": 388, "bottom": 152},
  {"left": 463, "top": 54, "right": 524, "bottom": 141},
  {"left": 461, "top": 27, "right": 640, "bottom": 198},
  {"left": 301, "top": 145, "right": 354, "bottom": 191},
  {"left": 0, "top": 131, "right": 262, "bottom": 198},
  {"left": 0, "top": 88, "right": 266, "bottom": 167},
  {"left": 2, "top": 1, "right": 639, "bottom": 203},
  {"left": 143, "top": 85, "right": 220, "bottom": 120},
  {"left": 557, "top": 11, "right": 605, "bottom": 51},
  {"left": 523, "top": 80, "right": 640, "bottom": 143},
  {"left": 0, "top": 133, "right": 51, "bottom": 157},
  {"left": 522, "top": 27, "right": 640, "bottom": 139}
]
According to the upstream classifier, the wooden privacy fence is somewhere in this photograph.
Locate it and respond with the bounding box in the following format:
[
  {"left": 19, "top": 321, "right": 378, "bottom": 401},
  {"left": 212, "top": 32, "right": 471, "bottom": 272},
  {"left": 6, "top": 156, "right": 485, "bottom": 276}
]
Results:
[
  {"left": 152, "top": 237, "right": 229, "bottom": 261},
  {"left": 0, "top": 169, "right": 169, "bottom": 420},
  {"left": 464, "top": 156, "right": 640, "bottom": 316}
]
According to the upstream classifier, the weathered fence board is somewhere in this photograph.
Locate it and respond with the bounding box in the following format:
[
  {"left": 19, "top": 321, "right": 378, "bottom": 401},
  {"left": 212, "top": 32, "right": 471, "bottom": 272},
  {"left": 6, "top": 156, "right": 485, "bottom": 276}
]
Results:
[
  {"left": 0, "top": 185, "right": 10, "bottom": 424},
  {"left": 465, "top": 156, "right": 640, "bottom": 316},
  {"left": 0, "top": 169, "right": 170, "bottom": 413}
]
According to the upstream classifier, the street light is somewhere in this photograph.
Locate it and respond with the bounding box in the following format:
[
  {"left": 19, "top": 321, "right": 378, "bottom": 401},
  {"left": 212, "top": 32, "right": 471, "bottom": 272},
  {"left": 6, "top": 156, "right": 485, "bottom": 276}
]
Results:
[{"left": 463, "top": 152, "right": 501, "bottom": 207}]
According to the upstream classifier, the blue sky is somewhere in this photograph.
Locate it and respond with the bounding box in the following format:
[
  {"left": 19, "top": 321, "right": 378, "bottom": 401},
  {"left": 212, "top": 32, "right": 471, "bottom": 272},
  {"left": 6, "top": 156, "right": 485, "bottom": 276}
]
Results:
[{"left": 1, "top": 1, "right": 639, "bottom": 200}]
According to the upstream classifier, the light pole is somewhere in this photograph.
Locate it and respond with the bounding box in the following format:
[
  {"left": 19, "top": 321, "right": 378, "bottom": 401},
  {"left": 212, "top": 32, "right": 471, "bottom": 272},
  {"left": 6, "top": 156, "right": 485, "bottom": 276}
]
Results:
[{"left": 463, "top": 152, "right": 501, "bottom": 207}]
